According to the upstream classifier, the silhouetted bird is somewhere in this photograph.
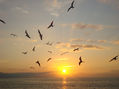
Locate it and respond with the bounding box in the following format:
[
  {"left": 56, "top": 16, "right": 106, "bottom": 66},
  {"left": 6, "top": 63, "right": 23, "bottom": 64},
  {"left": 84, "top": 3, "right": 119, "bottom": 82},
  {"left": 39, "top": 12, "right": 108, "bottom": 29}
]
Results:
[
  {"left": 30, "top": 66, "right": 35, "bottom": 69},
  {"left": 67, "top": 0, "right": 74, "bottom": 12},
  {"left": 10, "top": 34, "right": 17, "bottom": 37},
  {"left": 0, "top": 19, "right": 6, "bottom": 24},
  {"left": 36, "top": 60, "right": 40, "bottom": 67},
  {"left": 46, "top": 42, "right": 53, "bottom": 46},
  {"left": 22, "top": 51, "right": 27, "bottom": 54},
  {"left": 38, "top": 29, "right": 43, "bottom": 40},
  {"left": 47, "top": 58, "right": 52, "bottom": 62},
  {"left": 79, "top": 56, "right": 83, "bottom": 66},
  {"left": 48, "top": 51, "right": 52, "bottom": 54},
  {"left": 32, "top": 46, "right": 35, "bottom": 52},
  {"left": 25, "top": 30, "right": 31, "bottom": 39},
  {"left": 47, "top": 21, "right": 54, "bottom": 29},
  {"left": 73, "top": 48, "right": 79, "bottom": 51},
  {"left": 60, "top": 52, "right": 69, "bottom": 55},
  {"left": 109, "top": 56, "right": 118, "bottom": 62}
]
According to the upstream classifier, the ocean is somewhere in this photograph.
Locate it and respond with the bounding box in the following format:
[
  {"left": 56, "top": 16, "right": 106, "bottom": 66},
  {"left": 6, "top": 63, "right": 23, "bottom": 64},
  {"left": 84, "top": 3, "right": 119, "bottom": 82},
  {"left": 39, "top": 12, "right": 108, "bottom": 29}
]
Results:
[{"left": 0, "top": 77, "right": 119, "bottom": 89}]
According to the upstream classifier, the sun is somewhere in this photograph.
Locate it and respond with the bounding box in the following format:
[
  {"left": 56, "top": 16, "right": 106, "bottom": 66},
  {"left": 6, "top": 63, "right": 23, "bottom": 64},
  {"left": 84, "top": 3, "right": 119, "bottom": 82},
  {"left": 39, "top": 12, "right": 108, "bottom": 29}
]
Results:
[
  {"left": 62, "top": 69, "right": 66, "bottom": 73},
  {"left": 57, "top": 65, "right": 72, "bottom": 76}
]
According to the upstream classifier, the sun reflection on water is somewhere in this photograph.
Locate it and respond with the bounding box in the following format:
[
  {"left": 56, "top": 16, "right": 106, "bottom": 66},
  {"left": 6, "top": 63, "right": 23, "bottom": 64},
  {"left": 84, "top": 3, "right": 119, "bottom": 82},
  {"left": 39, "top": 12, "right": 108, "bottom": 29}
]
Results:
[{"left": 62, "top": 78, "right": 67, "bottom": 89}]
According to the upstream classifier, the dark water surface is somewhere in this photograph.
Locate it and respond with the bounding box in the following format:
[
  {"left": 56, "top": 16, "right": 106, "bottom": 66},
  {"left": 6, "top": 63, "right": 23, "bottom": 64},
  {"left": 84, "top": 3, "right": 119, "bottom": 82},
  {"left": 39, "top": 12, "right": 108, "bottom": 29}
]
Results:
[{"left": 0, "top": 77, "right": 119, "bottom": 89}]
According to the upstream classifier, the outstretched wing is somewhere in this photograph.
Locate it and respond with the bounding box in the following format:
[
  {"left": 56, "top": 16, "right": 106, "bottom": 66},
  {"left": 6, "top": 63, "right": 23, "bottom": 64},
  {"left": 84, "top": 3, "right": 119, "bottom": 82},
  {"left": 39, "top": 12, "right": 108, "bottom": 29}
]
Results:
[
  {"left": 67, "top": 7, "right": 71, "bottom": 12},
  {"left": 109, "top": 58, "right": 114, "bottom": 62},
  {"left": 79, "top": 61, "right": 81, "bottom": 66},
  {"left": 32, "top": 46, "right": 35, "bottom": 51},
  {"left": 79, "top": 56, "right": 82, "bottom": 61},
  {"left": 71, "top": 0, "right": 74, "bottom": 7},
  {"left": 0, "top": 19, "right": 6, "bottom": 24},
  {"left": 10, "top": 34, "right": 17, "bottom": 37},
  {"left": 25, "top": 30, "right": 31, "bottom": 38},
  {"left": 48, "top": 21, "right": 54, "bottom": 28},
  {"left": 38, "top": 29, "right": 43, "bottom": 40},
  {"left": 47, "top": 58, "right": 52, "bottom": 62}
]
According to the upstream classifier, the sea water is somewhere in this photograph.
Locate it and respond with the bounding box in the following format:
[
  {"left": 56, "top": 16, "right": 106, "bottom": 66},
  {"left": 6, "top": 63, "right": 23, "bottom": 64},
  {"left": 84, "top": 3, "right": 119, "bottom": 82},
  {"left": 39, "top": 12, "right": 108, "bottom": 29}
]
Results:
[{"left": 0, "top": 77, "right": 119, "bottom": 89}]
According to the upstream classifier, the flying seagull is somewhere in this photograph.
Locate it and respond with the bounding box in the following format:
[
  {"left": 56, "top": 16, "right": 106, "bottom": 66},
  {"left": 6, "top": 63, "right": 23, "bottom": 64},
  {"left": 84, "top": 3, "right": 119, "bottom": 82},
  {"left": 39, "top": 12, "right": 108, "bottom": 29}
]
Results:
[
  {"left": 79, "top": 56, "right": 83, "bottom": 66},
  {"left": 46, "top": 42, "right": 53, "bottom": 46},
  {"left": 109, "top": 56, "right": 118, "bottom": 62},
  {"left": 38, "top": 29, "right": 43, "bottom": 40},
  {"left": 25, "top": 30, "right": 31, "bottom": 39},
  {"left": 48, "top": 51, "right": 52, "bottom": 54},
  {"left": 0, "top": 19, "right": 6, "bottom": 24},
  {"left": 67, "top": 0, "right": 74, "bottom": 12},
  {"left": 32, "top": 46, "right": 35, "bottom": 52},
  {"left": 30, "top": 66, "right": 35, "bottom": 69},
  {"left": 47, "top": 58, "right": 52, "bottom": 62},
  {"left": 47, "top": 21, "right": 54, "bottom": 29},
  {"left": 73, "top": 48, "right": 79, "bottom": 51},
  {"left": 22, "top": 51, "right": 27, "bottom": 54},
  {"left": 60, "top": 52, "right": 69, "bottom": 55},
  {"left": 36, "top": 60, "right": 40, "bottom": 67},
  {"left": 10, "top": 34, "right": 17, "bottom": 37}
]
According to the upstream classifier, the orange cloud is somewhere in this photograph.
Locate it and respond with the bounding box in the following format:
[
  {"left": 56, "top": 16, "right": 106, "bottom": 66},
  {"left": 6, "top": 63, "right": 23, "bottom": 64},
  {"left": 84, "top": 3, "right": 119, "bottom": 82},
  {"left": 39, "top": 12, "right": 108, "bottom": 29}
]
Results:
[
  {"left": 71, "top": 23, "right": 104, "bottom": 30},
  {"left": 56, "top": 42, "right": 104, "bottom": 50},
  {"left": 70, "top": 44, "right": 104, "bottom": 49},
  {"left": 70, "top": 38, "right": 107, "bottom": 43},
  {"left": 111, "top": 40, "right": 119, "bottom": 45}
]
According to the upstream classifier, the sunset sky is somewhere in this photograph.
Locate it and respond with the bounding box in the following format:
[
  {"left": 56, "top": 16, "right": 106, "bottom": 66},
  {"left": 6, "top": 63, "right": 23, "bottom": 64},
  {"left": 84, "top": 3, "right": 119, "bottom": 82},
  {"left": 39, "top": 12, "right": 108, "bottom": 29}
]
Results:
[{"left": 0, "top": 0, "right": 119, "bottom": 77}]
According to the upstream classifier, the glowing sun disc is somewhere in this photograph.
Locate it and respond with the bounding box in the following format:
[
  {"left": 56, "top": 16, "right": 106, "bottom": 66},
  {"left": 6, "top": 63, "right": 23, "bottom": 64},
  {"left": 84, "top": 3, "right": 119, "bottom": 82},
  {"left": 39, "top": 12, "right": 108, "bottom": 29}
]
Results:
[{"left": 62, "top": 69, "right": 66, "bottom": 73}]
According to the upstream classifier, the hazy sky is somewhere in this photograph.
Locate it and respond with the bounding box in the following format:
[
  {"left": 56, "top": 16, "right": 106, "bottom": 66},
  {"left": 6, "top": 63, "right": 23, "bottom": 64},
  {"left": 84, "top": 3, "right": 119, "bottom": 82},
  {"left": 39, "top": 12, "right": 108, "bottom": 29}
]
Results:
[{"left": 0, "top": 0, "right": 119, "bottom": 77}]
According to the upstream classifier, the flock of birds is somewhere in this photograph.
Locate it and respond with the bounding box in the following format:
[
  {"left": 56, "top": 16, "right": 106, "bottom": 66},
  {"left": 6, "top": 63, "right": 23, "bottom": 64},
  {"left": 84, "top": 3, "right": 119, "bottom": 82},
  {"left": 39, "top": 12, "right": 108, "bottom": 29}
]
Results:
[{"left": 0, "top": 0, "right": 119, "bottom": 69}]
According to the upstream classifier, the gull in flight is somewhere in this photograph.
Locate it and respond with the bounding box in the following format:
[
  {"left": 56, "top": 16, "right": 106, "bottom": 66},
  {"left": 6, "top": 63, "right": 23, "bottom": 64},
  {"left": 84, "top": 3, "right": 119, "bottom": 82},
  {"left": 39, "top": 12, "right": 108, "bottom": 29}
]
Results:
[
  {"left": 0, "top": 19, "right": 6, "bottom": 24},
  {"left": 109, "top": 56, "right": 118, "bottom": 62},
  {"left": 79, "top": 56, "right": 84, "bottom": 66},
  {"left": 47, "top": 21, "right": 54, "bottom": 29},
  {"left": 30, "top": 66, "right": 35, "bottom": 69},
  {"left": 67, "top": 0, "right": 75, "bottom": 12},
  {"left": 46, "top": 42, "right": 53, "bottom": 46},
  {"left": 38, "top": 29, "right": 43, "bottom": 40},
  {"left": 47, "top": 58, "right": 52, "bottom": 62},
  {"left": 10, "top": 34, "right": 17, "bottom": 37},
  {"left": 32, "top": 46, "right": 35, "bottom": 52},
  {"left": 60, "top": 52, "right": 69, "bottom": 55},
  {"left": 22, "top": 51, "right": 27, "bottom": 54},
  {"left": 73, "top": 48, "right": 79, "bottom": 51},
  {"left": 36, "top": 60, "right": 40, "bottom": 67},
  {"left": 25, "top": 30, "right": 31, "bottom": 39},
  {"left": 48, "top": 51, "right": 52, "bottom": 54}
]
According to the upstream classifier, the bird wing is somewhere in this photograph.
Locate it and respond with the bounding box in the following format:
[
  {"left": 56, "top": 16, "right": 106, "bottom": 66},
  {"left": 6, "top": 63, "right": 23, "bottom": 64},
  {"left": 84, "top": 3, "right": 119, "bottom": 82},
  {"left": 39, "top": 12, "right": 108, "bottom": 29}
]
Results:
[
  {"left": 38, "top": 30, "right": 42, "bottom": 40},
  {"left": 79, "top": 57, "right": 82, "bottom": 61},
  {"left": 79, "top": 61, "right": 81, "bottom": 66},
  {"left": 0, "top": 19, "right": 6, "bottom": 24},
  {"left": 48, "top": 51, "right": 52, "bottom": 53},
  {"left": 51, "top": 21, "right": 53, "bottom": 26},
  {"left": 32, "top": 46, "right": 35, "bottom": 51},
  {"left": 109, "top": 58, "right": 114, "bottom": 62},
  {"left": 47, "top": 58, "right": 52, "bottom": 62},
  {"left": 71, "top": 0, "right": 74, "bottom": 6},
  {"left": 25, "top": 30, "right": 30, "bottom": 38},
  {"left": 48, "top": 25, "right": 51, "bottom": 28},
  {"left": 10, "top": 34, "right": 16, "bottom": 37},
  {"left": 22, "top": 52, "right": 27, "bottom": 54},
  {"left": 36, "top": 61, "right": 40, "bottom": 66},
  {"left": 67, "top": 7, "right": 71, "bottom": 12},
  {"left": 73, "top": 49, "right": 76, "bottom": 51},
  {"left": 38, "top": 62, "right": 40, "bottom": 66},
  {"left": 48, "top": 21, "right": 54, "bottom": 28}
]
